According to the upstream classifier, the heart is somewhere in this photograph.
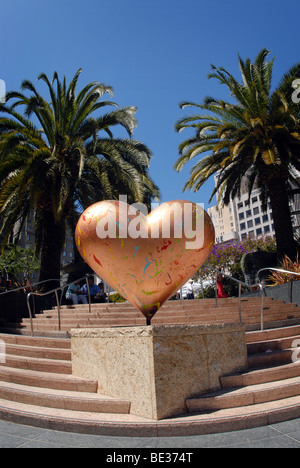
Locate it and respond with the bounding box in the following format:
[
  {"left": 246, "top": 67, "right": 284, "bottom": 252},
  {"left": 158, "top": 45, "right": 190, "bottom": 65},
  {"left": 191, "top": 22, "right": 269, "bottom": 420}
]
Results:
[{"left": 75, "top": 199, "right": 215, "bottom": 323}]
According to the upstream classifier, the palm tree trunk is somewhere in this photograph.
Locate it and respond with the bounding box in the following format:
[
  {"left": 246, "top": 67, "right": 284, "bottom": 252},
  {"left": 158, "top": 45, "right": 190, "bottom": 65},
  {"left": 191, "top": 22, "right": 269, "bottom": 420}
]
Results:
[
  {"left": 38, "top": 211, "right": 65, "bottom": 291},
  {"left": 267, "top": 178, "right": 297, "bottom": 262}
]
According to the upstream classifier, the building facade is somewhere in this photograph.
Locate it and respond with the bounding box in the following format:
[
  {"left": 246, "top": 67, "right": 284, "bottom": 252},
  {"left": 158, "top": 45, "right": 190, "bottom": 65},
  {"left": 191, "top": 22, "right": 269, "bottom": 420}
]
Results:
[{"left": 208, "top": 176, "right": 300, "bottom": 244}]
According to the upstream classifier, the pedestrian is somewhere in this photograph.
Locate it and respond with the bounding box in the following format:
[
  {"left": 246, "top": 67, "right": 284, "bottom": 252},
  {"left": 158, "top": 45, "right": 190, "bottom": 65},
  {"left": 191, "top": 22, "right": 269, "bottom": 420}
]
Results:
[
  {"left": 66, "top": 281, "right": 88, "bottom": 305},
  {"left": 216, "top": 268, "right": 228, "bottom": 298},
  {"left": 82, "top": 278, "right": 107, "bottom": 303},
  {"left": 186, "top": 280, "right": 194, "bottom": 300}
]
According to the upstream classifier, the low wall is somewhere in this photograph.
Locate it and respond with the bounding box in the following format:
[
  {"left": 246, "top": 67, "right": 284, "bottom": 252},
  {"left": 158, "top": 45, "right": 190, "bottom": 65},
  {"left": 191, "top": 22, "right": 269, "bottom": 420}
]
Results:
[
  {"left": 71, "top": 323, "right": 247, "bottom": 420},
  {"left": 244, "top": 281, "right": 300, "bottom": 307},
  {"left": 264, "top": 281, "right": 300, "bottom": 306}
]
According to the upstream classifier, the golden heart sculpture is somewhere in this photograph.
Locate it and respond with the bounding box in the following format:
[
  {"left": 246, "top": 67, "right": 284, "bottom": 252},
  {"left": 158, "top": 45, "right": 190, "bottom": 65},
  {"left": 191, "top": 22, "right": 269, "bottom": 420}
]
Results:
[{"left": 75, "top": 199, "right": 215, "bottom": 323}]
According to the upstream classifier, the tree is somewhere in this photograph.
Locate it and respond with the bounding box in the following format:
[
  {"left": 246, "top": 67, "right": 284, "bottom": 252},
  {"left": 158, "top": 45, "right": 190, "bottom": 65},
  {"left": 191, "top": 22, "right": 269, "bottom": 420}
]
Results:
[
  {"left": 0, "top": 69, "right": 160, "bottom": 287},
  {"left": 174, "top": 49, "right": 300, "bottom": 261},
  {"left": 0, "top": 244, "right": 40, "bottom": 287},
  {"left": 198, "top": 236, "right": 276, "bottom": 281}
]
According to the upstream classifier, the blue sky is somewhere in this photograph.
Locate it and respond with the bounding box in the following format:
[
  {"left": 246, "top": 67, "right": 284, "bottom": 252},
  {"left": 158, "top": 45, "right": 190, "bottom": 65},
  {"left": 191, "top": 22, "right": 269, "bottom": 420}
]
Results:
[{"left": 2, "top": 0, "right": 300, "bottom": 210}]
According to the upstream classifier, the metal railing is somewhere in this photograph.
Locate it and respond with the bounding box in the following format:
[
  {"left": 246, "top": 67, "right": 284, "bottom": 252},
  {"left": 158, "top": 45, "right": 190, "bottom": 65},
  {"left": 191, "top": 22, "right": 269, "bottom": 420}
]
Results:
[
  {"left": 200, "top": 265, "right": 264, "bottom": 326},
  {"left": 256, "top": 267, "right": 300, "bottom": 331},
  {"left": 200, "top": 266, "right": 300, "bottom": 331},
  {"left": 4, "top": 265, "right": 299, "bottom": 336},
  {"left": 0, "top": 278, "right": 61, "bottom": 297},
  {"left": 0, "top": 279, "right": 61, "bottom": 327},
  {"left": 257, "top": 267, "right": 300, "bottom": 283},
  {"left": 26, "top": 275, "right": 94, "bottom": 336}
]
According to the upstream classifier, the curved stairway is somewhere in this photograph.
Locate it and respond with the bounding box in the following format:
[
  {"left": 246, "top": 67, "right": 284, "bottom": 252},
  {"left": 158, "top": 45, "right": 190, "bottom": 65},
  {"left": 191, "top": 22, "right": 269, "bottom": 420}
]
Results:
[
  {"left": 0, "top": 298, "right": 299, "bottom": 436},
  {"left": 7, "top": 296, "right": 300, "bottom": 334}
]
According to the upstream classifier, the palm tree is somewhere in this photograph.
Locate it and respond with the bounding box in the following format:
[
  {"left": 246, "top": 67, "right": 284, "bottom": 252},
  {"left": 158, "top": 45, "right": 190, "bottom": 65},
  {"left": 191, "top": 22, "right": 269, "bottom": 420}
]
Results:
[
  {"left": 0, "top": 69, "right": 160, "bottom": 287},
  {"left": 174, "top": 49, "right": 300, "bottom": 261}
]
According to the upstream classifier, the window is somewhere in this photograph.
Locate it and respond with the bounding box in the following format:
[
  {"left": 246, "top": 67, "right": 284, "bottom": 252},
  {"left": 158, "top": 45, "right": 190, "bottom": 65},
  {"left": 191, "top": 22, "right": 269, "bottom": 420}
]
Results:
[
  {"left": 253, "top": 207, "right": 259, "bottom": 215},
  {"left": 237, "top": 202, "right": 243, "bottom": 209},
  {"left": 262, "top": 214, "right": 269, "bottom": 223},
  {"left": 255, "top": 217, "right": 261, "bottom": 225},
  {"left": 239, "top": 212, "right": 245, "bottom": 220},
  {"left": 252, "top": 196, "right": 258, "bottom": 203},
  {"left": 256, "top": 228, "right": 262, "bottom": 236},
  {"left": 246, "top": 209, "right": 252, "bottom": 218},
  {"left": 240, "top": 222, "right": 246, "bottom": 230},
  {"left": 247, "top": 220, "right": 253, "bottom": 228},
  {"left": 264, "top": 225, "right": 270, "bottom": 233}
]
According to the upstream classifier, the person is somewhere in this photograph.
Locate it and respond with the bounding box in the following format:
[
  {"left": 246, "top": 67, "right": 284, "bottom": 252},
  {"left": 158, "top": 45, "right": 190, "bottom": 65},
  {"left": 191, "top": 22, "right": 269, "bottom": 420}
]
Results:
[
  {"left": 216, "top": 268, "right": 228, "bottom": 298},
  {"left": 186, "top": 280, "right": 194, "bottom": 300},
  {"left": 66, "top": 281, "right": 88, "bottom": 305},
  {"left": 82, "top": 278, "right": 107, "bottom": 303}
]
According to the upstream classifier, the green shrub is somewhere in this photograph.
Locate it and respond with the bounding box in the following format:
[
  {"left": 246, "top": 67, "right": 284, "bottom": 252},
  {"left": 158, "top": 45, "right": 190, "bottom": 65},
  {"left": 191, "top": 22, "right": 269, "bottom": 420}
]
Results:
[{"left": 109, "top": 292, "right": 126, "bottom": 303}]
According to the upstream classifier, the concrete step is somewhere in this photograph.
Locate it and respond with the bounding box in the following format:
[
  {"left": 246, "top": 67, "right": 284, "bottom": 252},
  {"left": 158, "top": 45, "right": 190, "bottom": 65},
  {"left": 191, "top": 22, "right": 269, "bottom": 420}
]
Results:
[
  {"left": 246, "top": 318, "right": 300, "bottom": 332},
  {"left": 17, "top": 322, "right": 300, "bottom": 336},
  {"left": 1, "top": 316, "right": 300, "bottom": 436},
  {"left": 247, "top": 349, "right": 295, "bottom": 369},
  {"left": 1, "top": 354, "right": 72, "bottom": 374},
  {"left": 0, "top": 333, "right": 71, "bottom": 349},
  {"left": 246, "top": 325, "right": 300, "bottom": 343},
  {"left": 47, "top": 301, "right": 296, "bottom": 317},
  {"left": 247, "top": 335, "right": 300, "bottom": 355},
  {"left": 0, "top": 381, "right": 130, "bottom": 414},
  {"left": 4, "top": 343, "right": 71, "bottom": 361},
  {"left": 19, "top": 311, "right": 300, "bottom": 333},
  {"left": 1, "top": 298, "right": 300, "bottom": 437},
  {"left": 23, "top": 304, "right": 300, "bottom": 320},
  {"left": 246, "top": 325, "right": 300, "bottom": 369},
  {"left": 186, "top": 376, "right": 300, "bottom": 412},
  {"left": 0, "top": 365, "right": 98, "bottom": 392},
  {"left": 221, "top": 361, "right": 300, "bottom": 388},
  {"left": 33, "top": 305, "right": 298, "bottom": 322},
  {"left": 0, "top": 394, "right": 299, "bottom": 436},
  {"left": 0, "top": 327, "right": 71, "bottom": 338},
  {"left": 46, "top": 297, "right": 284, "bottom": 315}
]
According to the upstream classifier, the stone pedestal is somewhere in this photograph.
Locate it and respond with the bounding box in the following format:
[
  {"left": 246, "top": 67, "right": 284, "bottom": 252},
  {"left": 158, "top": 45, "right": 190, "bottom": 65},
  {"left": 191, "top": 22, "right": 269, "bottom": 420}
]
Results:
[{"left": 71, "top": 323, "right": 247, "bottom": 420}]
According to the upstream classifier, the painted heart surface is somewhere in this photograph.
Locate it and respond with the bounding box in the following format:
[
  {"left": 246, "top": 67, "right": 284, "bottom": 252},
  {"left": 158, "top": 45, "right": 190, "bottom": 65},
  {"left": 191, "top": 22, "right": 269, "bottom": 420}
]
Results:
[{"left": 75, "top": 200, "right": 215, "bottom": 323}]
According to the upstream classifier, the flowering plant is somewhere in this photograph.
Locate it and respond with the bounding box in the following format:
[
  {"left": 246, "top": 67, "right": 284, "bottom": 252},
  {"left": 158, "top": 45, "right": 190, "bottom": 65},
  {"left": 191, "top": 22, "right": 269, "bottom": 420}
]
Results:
[{"left": 197, "top": 236, "right": 276, "bottom": 287}]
